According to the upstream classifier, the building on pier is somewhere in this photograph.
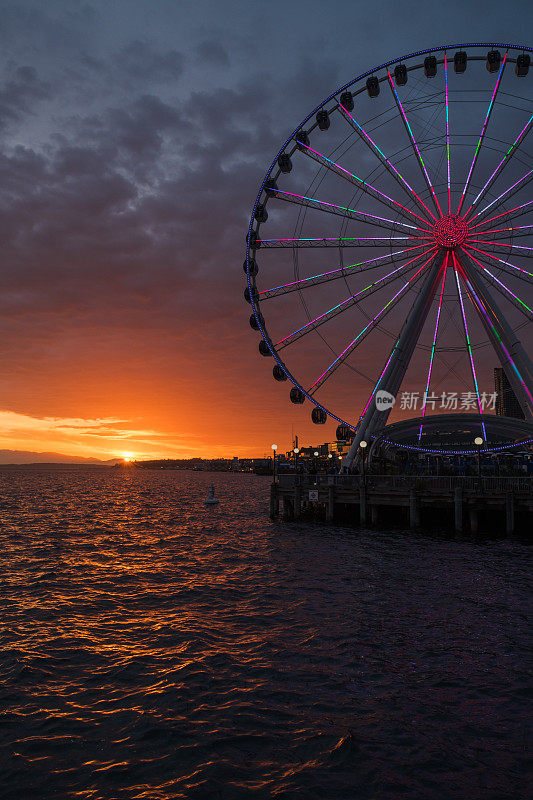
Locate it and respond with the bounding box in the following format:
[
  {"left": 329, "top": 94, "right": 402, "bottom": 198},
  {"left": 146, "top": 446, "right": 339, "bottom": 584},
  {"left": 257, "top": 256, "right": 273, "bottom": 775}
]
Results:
[{"left": 494, "top": 368, "right": 526, "bottom": 420}]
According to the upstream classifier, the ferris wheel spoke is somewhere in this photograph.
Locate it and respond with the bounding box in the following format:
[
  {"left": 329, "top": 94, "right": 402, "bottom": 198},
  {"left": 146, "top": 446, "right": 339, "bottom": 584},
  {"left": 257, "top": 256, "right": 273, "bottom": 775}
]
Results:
[
  {"left": 463, "top": 243, "right": 533, "bottom": 280},
  {"left": 259, "top": 236, "right": 429, "bottom": 248},
  {"left": 307, "top": 250, "right": 437, "bottom": 394},
  {"left": 257, "top": 236, "right": 429, "bottom": 249},
  {"left": 457, "top": 52, "right": 508, "bottom": 216},
  {"left": 387, "top": 69, "right": 443, "bottom": 217},
  {"left": 258, "top": 244, "right": 430, "bottom": 300},
  {"left": 468, "top": 173, "right": 533, "bottom": 228},
  {"left": 464, "top": 114, "right": 533, "bottom": 220},
  {"left": 418, "top": 257, "right": 448, "bottom": 440},
  {"left": 444, "top": 52, "right": 452, "bottom": 215},
  {"left": 451, "top": 255, "right": 487, "bottom": 439},
  {"left": 460, "top": 247, "right": 533, "bottom": 317},
  {"left": 470, "top": 199, "right": 533, "bottom": 233},
  {"left": 296, "top": 141, "right": 432, "bottom": 227},
  {"left": 467, "top": 239, "right": 533, "bottom": 258},
  {"left": 264, "top": 187, "right": 430, "bottom": 235},
  {"left": 337, "top": 102, "right": 437, "bottom": 223},
  {"left": 468, "top": 224, "right": 533, "bottom": 240},
  {"left": 275, "top": 248, "right": 436, "bottom": 350}
]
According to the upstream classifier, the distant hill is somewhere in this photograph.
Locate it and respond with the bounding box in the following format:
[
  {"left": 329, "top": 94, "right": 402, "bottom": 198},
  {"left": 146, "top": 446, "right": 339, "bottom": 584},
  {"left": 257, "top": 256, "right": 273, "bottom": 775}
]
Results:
[{"left": 0, "top": 450, "right": 121, "bottom": 465}]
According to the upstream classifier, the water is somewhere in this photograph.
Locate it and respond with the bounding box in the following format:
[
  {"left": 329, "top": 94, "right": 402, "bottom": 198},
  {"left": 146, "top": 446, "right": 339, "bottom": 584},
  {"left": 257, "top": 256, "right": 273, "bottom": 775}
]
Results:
[{"left": 0, "top": 467, "right": 530, "bottom": 799}]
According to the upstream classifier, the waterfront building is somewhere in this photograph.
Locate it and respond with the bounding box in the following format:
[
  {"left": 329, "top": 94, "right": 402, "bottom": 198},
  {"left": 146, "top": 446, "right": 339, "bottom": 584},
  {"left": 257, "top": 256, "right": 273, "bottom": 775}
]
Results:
[{"left": 494, "top": 368, "right": 525, "bottom": 420}]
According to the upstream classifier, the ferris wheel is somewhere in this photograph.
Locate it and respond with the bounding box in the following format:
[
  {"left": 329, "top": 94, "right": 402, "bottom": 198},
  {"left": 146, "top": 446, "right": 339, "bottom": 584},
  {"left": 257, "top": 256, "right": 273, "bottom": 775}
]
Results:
[{"left": 244, "top": 43, "right": 533, "bottom": 467}]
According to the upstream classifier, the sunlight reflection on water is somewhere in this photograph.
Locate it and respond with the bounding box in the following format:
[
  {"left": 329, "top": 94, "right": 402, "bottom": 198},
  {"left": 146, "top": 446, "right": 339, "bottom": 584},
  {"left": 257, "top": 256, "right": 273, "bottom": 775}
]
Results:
[{"left": 0, "top": 467, "right": 530, "bottom": 799}]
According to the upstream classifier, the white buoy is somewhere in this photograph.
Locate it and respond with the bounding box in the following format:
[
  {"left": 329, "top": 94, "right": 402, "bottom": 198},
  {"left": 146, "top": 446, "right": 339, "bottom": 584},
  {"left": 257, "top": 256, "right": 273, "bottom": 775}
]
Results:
[{"left": 204, "top": 484, "right": 219, "bottom": 505}]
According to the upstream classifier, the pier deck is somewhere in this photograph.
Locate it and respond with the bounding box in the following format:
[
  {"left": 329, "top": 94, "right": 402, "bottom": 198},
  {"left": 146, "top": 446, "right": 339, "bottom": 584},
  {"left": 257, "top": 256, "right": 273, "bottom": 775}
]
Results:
[{"left": 271, "top": 474, "right": 533, "bottom": 535}]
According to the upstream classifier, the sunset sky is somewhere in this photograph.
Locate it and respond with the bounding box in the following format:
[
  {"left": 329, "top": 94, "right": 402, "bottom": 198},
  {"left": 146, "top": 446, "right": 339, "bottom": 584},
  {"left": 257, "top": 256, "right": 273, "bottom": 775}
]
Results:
[{"left": 0, "top": 0, "right": 532, "bottom": 461}]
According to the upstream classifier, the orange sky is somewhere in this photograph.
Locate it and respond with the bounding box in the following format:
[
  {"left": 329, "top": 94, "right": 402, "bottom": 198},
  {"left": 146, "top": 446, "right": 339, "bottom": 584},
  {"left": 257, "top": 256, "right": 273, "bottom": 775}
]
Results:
[{"left": 0, "top": 322, "right": 349, "bottom": 461}]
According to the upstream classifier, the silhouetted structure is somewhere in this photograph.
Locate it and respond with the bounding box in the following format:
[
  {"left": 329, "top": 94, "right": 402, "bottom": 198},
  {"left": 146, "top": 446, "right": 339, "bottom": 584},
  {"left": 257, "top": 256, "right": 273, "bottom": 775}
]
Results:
[{"left": 494, "top": 368, "right": 525, "bottom": 420}]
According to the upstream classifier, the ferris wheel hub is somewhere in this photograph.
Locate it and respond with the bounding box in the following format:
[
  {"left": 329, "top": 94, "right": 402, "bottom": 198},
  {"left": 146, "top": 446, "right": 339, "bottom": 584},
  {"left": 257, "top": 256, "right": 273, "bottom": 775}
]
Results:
[{"left": 433, "top": 214, "right": 469, "bottom": 249}]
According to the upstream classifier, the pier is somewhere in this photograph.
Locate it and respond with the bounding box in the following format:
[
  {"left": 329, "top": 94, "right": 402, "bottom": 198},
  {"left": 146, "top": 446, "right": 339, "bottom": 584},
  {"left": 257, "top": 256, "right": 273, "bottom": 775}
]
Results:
[{"left": 271, "top": 474, "right": 533, "bottom": 536}]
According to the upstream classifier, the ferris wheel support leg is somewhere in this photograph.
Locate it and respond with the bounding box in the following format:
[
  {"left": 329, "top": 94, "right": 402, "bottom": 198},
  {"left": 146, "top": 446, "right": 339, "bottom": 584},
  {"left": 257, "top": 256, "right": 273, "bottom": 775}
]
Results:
[
  {"left": 455, "top": 250, "right": 533, "bottom": 420},
  {"left": 342, "top": 251, "right": 446, "bottom": 471}
]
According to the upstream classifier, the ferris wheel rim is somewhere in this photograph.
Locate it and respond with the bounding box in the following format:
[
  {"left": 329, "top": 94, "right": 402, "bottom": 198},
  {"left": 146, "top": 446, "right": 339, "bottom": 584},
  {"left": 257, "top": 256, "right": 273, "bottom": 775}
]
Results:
[{"left": 245, "top": 42, "right": 533, "bottom": 454}]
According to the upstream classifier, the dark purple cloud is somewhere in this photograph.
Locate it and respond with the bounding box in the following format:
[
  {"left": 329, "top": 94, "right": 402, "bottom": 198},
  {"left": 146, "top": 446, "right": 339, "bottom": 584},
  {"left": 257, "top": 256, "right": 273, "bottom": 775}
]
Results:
[
  {"left": 195, "top": 40, "right": 230, "bottom": 68},
  {"left": 0, "top": 65, "right": 51, "bottom": 130}
]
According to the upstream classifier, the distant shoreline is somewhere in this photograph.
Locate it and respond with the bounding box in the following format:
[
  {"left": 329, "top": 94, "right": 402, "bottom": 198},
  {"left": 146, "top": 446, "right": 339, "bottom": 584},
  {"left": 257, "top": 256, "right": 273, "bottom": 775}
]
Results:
[
  {"left": 0, "top": 462, "right": 111, "bottom": 468},
  {"left": 0, "top": 464, "right": 267, "bottom": 472}
]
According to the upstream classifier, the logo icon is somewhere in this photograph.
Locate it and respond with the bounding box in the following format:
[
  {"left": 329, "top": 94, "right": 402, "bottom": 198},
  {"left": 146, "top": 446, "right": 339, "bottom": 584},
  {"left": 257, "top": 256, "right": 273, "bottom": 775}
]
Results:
[{"left": 375, "top": 390, "right": 396, "bottom": 412}]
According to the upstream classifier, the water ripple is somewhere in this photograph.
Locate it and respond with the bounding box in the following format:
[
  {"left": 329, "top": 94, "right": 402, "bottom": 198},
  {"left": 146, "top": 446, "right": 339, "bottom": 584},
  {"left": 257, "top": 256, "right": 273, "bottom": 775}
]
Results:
[{"left": 0, "top": 467, "right": 530, "bottom": 799}]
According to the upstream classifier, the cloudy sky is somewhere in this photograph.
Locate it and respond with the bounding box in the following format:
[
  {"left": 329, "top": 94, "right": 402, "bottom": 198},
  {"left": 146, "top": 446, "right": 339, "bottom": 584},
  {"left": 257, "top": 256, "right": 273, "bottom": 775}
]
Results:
[{"left": 0, "top": 0, "right": 531, "bottom": 461}]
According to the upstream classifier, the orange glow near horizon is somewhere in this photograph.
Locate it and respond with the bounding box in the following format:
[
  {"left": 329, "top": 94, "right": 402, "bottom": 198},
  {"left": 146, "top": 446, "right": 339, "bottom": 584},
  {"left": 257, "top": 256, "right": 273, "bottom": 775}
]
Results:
[
  {"left": 0, "top": 406, "right": 306, "bottom": 462},
  {"left": 0, "top": 404, "right": 337, "bottom": 463},
  {"left": 0, "top": 318, "right": 498, "bottom": 463},
  {"left": 0, "top": 328, "right": 353, "bottom": 461}
]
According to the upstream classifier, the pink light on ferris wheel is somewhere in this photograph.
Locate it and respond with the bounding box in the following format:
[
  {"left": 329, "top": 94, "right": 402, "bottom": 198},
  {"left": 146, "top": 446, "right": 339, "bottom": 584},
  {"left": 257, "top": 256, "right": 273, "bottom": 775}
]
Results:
[{"left": 433, "top": 215, "right": 470, "bottom": 249}]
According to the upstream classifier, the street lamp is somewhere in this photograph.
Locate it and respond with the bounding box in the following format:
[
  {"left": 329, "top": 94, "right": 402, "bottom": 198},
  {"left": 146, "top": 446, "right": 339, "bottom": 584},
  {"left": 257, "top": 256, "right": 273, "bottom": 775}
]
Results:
[
  {"left": 474, "top": 436, "right": 483, "bottom": 479},
  {"left": 293, "top": 447, "right": 299, "bottom": 472},
  {"left": 360, "top": 440, "right": 368, "bottom": 482},
  {"left": 271, "top": 443, "right": 278, "bottom": 483}
]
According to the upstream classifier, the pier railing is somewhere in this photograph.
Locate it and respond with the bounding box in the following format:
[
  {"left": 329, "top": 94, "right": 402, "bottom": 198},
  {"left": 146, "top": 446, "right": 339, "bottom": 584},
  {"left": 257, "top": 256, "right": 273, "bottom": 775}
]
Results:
[{"left": 277, "top": 474, "right": 533, "bottom": 494}]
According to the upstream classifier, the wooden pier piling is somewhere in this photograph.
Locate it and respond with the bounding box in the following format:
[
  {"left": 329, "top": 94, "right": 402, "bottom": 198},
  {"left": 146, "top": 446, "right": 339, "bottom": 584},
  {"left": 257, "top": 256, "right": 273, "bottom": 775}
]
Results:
[
  {"left": 270, "top": 474, "right": 532, "bottom": 536},
  {"left": 359, "top": 486, "right": 367, "bottom": 525},
  {"left": 282, "top": 494, "right": 293, "bottom": 520},
  {"left": 454, "top": 487, "right": 463, "bottom": 533},
  {"left": 327, "top": 486, "right": 335, "bottom": 521},
  {"left": 294, "top": 486, "right": 301, "bottom": 520},
  {"left": 409, "top": 490, "right": 420, "bottom": 528},
  {"left": 269, "top": 482, "right": 279, "bottom": 520},
  {"left": 506, "top": 492, "right": 515, "bottom": 535}
]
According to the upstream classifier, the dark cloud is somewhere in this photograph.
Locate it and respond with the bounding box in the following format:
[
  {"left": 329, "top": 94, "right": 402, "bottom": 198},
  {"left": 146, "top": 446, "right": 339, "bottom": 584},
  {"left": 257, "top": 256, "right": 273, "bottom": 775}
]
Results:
[
  {"left": 0, "top": 60, "right": 279, "bottom": 331},
  {"left": 0, "top": 65, "right": 51, "bottom": 131},
  {"left": 115, "top": 40, "right": 185, "bottom": 83},
  {"left": 195, "top": 39, "right": 230, "bottom": 68}
]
